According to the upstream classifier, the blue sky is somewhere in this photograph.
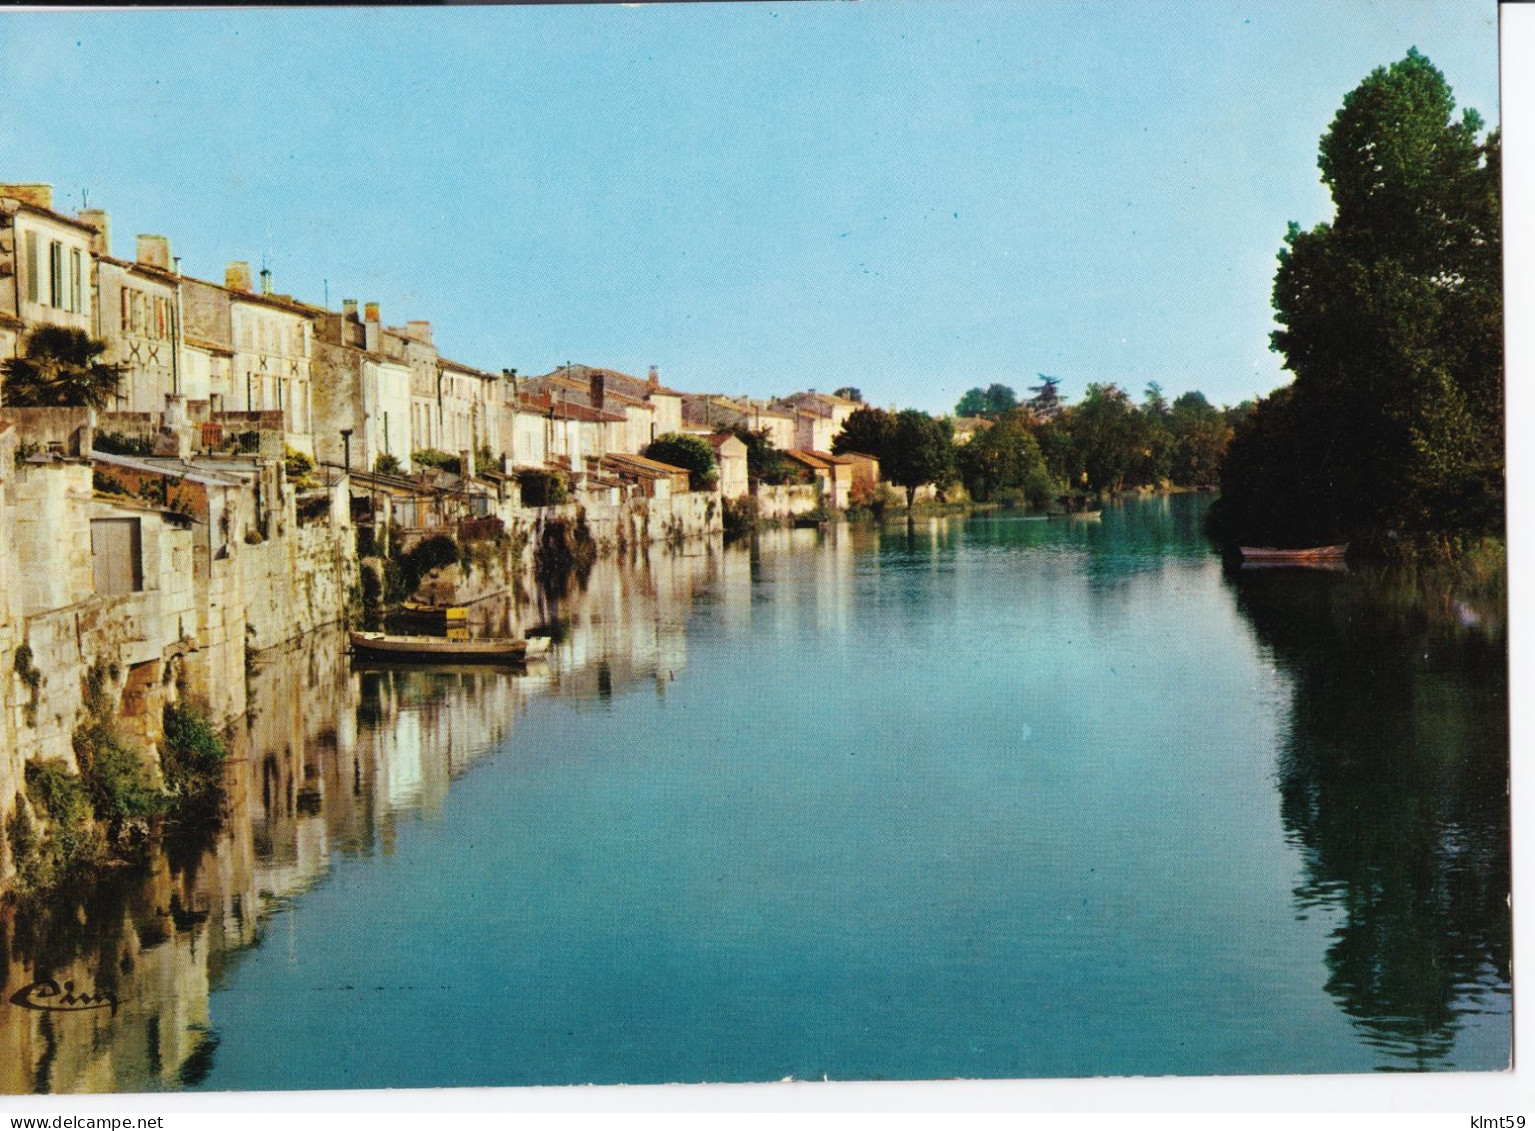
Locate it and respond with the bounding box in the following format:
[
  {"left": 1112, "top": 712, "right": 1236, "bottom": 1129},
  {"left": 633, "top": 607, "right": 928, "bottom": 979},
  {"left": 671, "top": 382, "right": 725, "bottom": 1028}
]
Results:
[{"left": 0, "top": 1, "right": 1500, "bottom": 414}]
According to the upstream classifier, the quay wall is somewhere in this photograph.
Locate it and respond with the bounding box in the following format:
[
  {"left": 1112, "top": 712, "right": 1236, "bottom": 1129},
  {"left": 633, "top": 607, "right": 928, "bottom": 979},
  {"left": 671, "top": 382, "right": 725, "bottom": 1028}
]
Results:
[
  {"left": 755, "top": 484, "right": 822, "bottom": 523},
  {"left": 1, "top": 467, "right": 717, "bottom": 891}
]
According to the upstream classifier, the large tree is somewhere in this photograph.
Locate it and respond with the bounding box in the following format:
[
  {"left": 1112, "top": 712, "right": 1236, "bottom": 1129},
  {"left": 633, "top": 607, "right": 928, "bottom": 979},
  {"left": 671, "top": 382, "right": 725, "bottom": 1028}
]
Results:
[
  {"left": 956, "top": 408, "right": 1056, "bottom": 506},
  {"left": 831, "top": 405, "right": 898, "bottom": 458},
  {"left": 1166, "top": 391, "right": 1232, "bottom": 486},
  {"left": 883, "top": 409, "right": 955, "bottom": 509},
  {"left": 1, "top": 326, "right": 123, "bottom": 409},
  {"left": 1069, "top": 383, "right": 1156, "bottom": 493},
  {"left": 1214, "top": 50, "right": 1501, "bottom": 550}
]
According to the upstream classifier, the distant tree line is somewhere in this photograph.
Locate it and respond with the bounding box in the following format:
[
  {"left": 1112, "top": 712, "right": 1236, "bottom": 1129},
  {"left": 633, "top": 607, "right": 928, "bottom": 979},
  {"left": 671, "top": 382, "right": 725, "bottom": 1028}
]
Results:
[{"left": 830, "top": 381, "right": 1244, "bottom": 511}]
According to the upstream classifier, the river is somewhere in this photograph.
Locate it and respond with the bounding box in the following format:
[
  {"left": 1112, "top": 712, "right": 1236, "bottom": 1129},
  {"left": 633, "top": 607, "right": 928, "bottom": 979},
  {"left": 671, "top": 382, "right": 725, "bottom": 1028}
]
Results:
[{"left": 0, "top": 494, "right": 1510, "bottom": 1091}]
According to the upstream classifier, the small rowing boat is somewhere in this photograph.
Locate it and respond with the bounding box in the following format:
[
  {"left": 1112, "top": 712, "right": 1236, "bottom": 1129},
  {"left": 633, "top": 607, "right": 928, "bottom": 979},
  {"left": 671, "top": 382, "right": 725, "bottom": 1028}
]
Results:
[
  {"left": 1238, "top": 544, "right": 1348, "bottom": 563},
  {"left": 350, "top": 631, "right": 530, "bottom": 664}
]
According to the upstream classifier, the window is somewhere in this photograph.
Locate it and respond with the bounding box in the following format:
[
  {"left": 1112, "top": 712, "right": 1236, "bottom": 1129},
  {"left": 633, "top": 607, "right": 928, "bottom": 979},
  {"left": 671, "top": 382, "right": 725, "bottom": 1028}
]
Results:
[{"left": 69, "top": 248, "right": 82, "bottom": 313}]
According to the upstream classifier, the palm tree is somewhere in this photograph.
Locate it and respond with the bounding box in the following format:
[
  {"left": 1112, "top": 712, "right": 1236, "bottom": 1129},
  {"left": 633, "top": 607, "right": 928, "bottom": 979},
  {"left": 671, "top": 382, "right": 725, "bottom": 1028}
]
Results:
[{"left": 2, "top": 326, "right": 123, "bottom": 409}]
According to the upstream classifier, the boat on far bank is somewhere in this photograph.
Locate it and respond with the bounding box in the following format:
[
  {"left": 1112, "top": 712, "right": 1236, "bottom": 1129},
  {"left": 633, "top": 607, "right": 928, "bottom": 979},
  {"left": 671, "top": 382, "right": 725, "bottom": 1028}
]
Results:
[
  {"left": 350, "top": 631, "right": 547, "bottom": 664},
  {"left": 1238, "top": 544, "right": 1348, "bottom": 565}
]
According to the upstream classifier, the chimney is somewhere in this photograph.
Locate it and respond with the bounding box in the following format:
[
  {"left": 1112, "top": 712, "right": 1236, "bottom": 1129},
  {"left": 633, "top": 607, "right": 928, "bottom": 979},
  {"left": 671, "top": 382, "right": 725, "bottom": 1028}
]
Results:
[
  {"left": 341, "top": 299, "right": 359, "bottom": 320},
  {"left": 0, "top": 184, "right": 53, "bottom": 210},
  {"left": 78, "top": 209, "right": 110, "bottom": 256},
  {"left": 405, "top": 320, "right": 433, "bottom": 346},
  {"left": 460, "top": 448, "right": 475, "bottom": 479},
  {"left": 226, "top": 261, "right": 253, "bottom": 293},
  {"left": 648, "top": 365, "right": 659, "bottom": 389},
  {"left": 590, "top": 370, "right": 605, "bottom": 409},
  {"left": 136, "top": 234, "right": 171, "bottom": 271},
  {"left": 364, "top": 301, "right": 381, "bottom": 323}
]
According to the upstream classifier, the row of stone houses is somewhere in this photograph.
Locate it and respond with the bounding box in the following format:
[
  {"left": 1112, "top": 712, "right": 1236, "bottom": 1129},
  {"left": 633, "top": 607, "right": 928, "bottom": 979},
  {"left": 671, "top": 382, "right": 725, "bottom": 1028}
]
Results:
[
  {"left": 679, "top": 388, "right": 862, "bottom": 453},
  {"left": 0, "top": 182, "right": 880, "bottom": 510}
]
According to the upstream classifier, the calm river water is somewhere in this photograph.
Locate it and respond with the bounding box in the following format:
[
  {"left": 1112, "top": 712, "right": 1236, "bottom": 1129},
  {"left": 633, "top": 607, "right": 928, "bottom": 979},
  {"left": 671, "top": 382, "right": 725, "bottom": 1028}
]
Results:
[{"left": 0, "top": 494, "right": 1510, "bottom": 1091}]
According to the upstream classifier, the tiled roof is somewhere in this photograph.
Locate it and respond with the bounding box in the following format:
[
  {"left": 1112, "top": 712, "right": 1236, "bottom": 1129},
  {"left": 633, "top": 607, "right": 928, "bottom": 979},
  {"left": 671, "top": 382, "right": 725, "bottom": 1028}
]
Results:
[
  {"left": 98, "top": 254, "right": 178, "bottom": 283},
  {"left": 438, "top": 356, "right": 500, "bottom": 380},
  {"left": 183, "top": 335, "right": 234, "bottom": 356},
  {"left": 600, "top": 452, "right": 692, "bottom": 478},
  {"left": 516, "top": 392, "right": 627, "bottom": 424},
  {"left": 182, "top": 272, "right": 317, "bottom": 317},
  {"left": 7, "top": 200, "right": 99, "bottom": 234},
  {"left": 804, "top": 449, "right": 856, "bottom": 466},
  {"left": 781, "top": 449, "right": 832, "bottom": 471},
  {"left": 703, "top": 432, "right": 747, "bottom": 453},
  {"left": 533, "top": 364, "right": 686, "bottom": 398}
]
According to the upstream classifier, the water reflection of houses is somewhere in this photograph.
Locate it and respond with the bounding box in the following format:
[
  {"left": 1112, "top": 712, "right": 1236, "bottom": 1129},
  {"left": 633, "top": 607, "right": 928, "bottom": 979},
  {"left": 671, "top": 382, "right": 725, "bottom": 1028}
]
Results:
[
  {"left": 1, "top": 624, "right": 541, "bottom": 1093},
  {"left": 538, "top": 546, "right": 720, "bottom": 701},
  {"left": 713, "top": 525, "right": 859, "bottom": 644}
]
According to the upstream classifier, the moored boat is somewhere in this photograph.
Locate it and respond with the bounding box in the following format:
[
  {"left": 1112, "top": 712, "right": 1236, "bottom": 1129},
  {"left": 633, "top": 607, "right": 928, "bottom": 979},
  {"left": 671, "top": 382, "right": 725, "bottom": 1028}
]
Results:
[
  {"left": 1238, "top": 543, "right": 1348, "bottom": 563},
  {"left": 349, "top": 631, "right": 530, "bottom": 663}
]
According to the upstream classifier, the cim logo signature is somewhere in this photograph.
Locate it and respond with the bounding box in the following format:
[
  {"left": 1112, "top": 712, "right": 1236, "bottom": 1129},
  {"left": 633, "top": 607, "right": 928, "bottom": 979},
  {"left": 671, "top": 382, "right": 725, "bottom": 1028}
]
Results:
[{"left": 8, "top": 978, "right": 119, "bottom": 1014}]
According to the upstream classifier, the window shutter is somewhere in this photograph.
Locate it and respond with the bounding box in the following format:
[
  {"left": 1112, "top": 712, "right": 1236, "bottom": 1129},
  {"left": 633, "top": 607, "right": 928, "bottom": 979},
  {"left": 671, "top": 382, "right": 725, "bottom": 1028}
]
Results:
[
  {"left": 24, "top": 231, "right": 38, "bottom": 303},
  {"left": 49, "top": 241, "right": 62, "bottom": 308}
]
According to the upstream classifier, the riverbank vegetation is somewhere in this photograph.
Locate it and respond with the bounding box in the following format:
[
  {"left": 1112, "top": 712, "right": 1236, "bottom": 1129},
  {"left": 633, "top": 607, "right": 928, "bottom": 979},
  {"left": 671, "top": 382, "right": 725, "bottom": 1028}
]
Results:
[
  {"left": 6, "top": 668, "right": 230, "bottom": 896},
  {"left": 1209, "top": 50, "right": 1501, "bottom": 566}
]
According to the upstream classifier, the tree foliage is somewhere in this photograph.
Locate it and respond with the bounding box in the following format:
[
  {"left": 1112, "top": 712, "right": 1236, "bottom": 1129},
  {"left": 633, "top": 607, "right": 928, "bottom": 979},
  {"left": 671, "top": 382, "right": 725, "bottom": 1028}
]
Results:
[
  {"left": 645, "top": 432, "right": 718, "bottom": 491},
  {"left": 1, "top": 327, "right": 124, "bottom": 409},
  {"left": 884, "top": 410, "right": 955, "bottom": 508},
  {"left": 728, "top": 425, "right": 800, "bottom": 485},
  {"left": 831, "top": 405, "right": 898, "bottom": 458},
  {"left": 954, "top": 383, "right": 1019, "bottom": 418},
  {"left": 1213, "top": 50, "right": 1502, "bottom": 551},
  {"left": 956, "top": 409, "right": 1056, "bottom": 506}
]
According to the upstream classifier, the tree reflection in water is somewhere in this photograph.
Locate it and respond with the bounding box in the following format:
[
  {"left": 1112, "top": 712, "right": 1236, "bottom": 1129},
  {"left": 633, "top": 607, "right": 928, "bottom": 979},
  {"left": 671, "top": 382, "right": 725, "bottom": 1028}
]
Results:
[{"left": 1228, "top": 565, "right": 1509, "bottom": 1068}]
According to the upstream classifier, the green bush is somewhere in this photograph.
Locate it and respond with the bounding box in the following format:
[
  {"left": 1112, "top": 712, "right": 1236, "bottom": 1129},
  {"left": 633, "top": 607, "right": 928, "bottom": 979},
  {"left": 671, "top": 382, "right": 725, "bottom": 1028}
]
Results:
[
  {"left": 93, "top": 431, "right": 155, "bottom": 457},
  {"left": 517, "top": 468, "right": 569, "bottom": 508},
  {"left": 373, "top": 453, "right": 402, "bottom": 475},
  {"left": 74, "top": 722, "right": 167, "bottom": 822},
  {"left": 411, "top": 448, "right": 461, "bottom": 474},
  {"left": 534, "top": 512, "right": 597, "bottom": 598},
  {"left": 386, "top": 534, "right": 461, "bottom": 602},
  {"left": 92, "top": 469, "right": 132, "bottom": 497},
  {"left": 18, "top": 760, "right": 104, "bottom": 889},
  {"left": 284, "top": 446, "right": 317, "bottom": 485},
  {"left": 644, "top": 433, "right": 718, "bottom": 491},
  {"left": 161, "top": 702, "right": 229, "bottom": 790}
]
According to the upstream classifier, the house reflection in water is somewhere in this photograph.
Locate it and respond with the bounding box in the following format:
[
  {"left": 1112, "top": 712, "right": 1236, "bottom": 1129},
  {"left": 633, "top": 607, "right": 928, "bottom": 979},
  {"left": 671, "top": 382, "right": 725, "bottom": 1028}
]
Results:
[{"left": 0, "top": 541, "right": 729, "bottom": 1093}]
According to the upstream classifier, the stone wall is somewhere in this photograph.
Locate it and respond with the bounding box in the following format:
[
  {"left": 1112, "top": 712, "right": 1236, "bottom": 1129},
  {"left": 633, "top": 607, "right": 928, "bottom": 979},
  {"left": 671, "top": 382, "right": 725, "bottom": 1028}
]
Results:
[
  {"left": 9, "top": 461, "right": 94, "bottom": 616},
  {"left": 755, "top": 483, "right": 822, "bottom": 523},
  {"left": 240, "top": 492, "right": 356, "bottom": 654},
  {"left": 0, "top": 407, "right": 93, "bottom": 456}
]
